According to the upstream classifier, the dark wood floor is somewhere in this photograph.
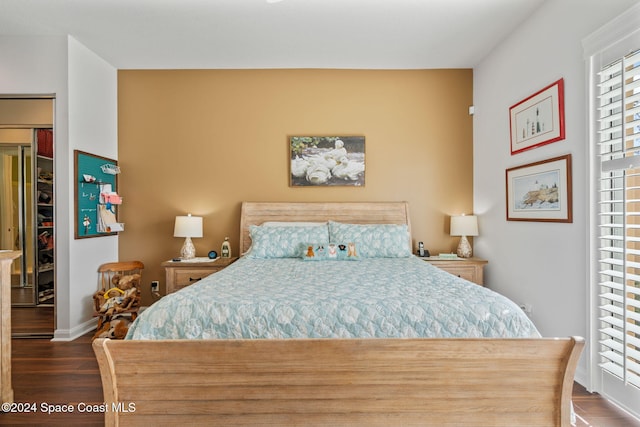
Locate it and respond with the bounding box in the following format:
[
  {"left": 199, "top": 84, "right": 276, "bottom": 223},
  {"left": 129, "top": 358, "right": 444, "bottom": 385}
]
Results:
[
  {"left": 11, "top": 306, "right": 54, "bottom": 337},
  {"left": 5, "top": 316, "right": 640, "bottom": 426},
  {"left": 572, "top": 383, "right": 640, "bottom": 427},
  {"left": 7, "top": 333, "right": 103, "bottom": 426}
]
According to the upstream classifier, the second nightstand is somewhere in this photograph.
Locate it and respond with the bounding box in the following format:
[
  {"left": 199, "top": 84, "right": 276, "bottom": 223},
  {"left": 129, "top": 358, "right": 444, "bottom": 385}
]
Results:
[
  {"left": 422, "top": 257, "right": 488, "bottom": 286},
  {"left": 162, "top": 257, "right": 238, "bottom": 295}
]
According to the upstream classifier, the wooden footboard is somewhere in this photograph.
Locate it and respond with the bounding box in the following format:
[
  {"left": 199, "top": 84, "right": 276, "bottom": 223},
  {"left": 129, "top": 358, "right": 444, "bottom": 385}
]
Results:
[{"left": 93, "top": 337, "right": 584, "bottom": 426}]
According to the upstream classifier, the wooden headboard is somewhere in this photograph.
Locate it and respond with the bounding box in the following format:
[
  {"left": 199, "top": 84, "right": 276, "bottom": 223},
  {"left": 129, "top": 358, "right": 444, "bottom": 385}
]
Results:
[{"left": 239, "top": 202, "right": 411, "bottom": 254}]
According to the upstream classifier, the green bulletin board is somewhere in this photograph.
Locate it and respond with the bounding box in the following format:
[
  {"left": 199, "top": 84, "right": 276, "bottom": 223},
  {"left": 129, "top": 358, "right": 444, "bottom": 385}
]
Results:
[{"left": 74, "top": 150, "right": 120, "bottom": 239}]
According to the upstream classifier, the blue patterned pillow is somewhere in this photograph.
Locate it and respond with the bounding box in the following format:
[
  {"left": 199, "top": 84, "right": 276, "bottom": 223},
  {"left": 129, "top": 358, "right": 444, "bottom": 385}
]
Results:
[
  {"left": 246, "top": 224, "right": 329, "bottom": 258},
  {"left": 301, "top": 242, "right": 360, "bottom": 261},
  {"left": 328, "top": 221, "right": 411, "bottom": 258}
]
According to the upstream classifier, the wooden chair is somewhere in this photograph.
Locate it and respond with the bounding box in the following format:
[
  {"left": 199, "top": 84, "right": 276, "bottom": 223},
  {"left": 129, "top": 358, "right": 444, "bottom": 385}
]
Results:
[{"left": 92, "top": 261, "right": 144, "bottom": 339}]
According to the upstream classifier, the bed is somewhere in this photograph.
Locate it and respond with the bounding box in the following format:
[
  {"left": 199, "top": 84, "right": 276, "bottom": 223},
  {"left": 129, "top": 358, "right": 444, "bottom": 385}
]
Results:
[{"left": 93, "top": 201, "right": 584, "bottom": 426}]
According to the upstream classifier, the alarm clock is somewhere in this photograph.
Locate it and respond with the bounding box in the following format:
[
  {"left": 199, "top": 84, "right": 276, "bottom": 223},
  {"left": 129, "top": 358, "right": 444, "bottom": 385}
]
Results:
[{"left": 208, "top": 250, "right": 218, "bottom": 259}]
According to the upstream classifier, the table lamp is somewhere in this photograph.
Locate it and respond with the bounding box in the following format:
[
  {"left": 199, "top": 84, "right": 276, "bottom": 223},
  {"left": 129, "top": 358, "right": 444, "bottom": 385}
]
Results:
[
  {"left": 173, "top": 214, "right": 203, "bottom": 259},
  {"left": 450, "top": 214, "right": 478, "bottom": 258}
]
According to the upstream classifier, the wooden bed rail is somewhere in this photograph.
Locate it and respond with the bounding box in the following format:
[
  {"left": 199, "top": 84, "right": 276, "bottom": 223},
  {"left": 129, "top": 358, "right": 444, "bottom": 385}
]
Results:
[{"left": 93, "top": 336, "right": 584, "bottom": 426}]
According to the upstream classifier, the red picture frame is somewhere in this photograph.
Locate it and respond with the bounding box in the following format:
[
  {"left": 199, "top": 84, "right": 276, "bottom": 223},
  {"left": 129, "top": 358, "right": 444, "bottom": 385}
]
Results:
[{"left": 509, "top": 78, "right": 565, "bottom": 155}]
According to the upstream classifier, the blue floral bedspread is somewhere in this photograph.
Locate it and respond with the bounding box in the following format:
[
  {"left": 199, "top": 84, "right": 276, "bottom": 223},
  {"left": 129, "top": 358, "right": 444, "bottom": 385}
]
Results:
[{"left": 126, "top": 256, "right": 539, "bottom": 340}]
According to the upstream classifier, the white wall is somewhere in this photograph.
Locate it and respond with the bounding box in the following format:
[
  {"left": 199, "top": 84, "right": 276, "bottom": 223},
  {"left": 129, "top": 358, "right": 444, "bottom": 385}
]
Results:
[
  {"left": 64, "top": 37, "right": 118, "bottom": 339},
  {"left": 473, "top": 0, "right": 638, "bottom": 386},
  {"left": 0, "top": 35, "right": 118, "bottom": 339}
]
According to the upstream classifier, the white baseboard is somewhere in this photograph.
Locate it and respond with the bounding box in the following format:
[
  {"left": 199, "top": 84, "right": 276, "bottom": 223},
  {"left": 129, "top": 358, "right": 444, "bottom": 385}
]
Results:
[
  {"left": 51, "top": 317, "right": 97, "bottom": 341},
  {"left": 574, "top": 365, "right": 587, "bottom": 389}
]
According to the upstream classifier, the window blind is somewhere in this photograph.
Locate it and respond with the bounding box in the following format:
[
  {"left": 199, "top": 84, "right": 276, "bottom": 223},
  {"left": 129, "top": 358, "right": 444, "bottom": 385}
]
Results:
[{"left": 598, "top": 48, "right": 640, "bottom": 389}]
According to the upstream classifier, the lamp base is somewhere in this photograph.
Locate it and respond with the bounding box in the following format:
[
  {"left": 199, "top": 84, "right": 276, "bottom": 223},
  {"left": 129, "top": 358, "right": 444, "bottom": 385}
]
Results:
[
  {"left": 180, "top": 236, "right": 196, "bottom": 259},
  {"left": 456, "top": 235, "right": 472, "bottom": 258}
]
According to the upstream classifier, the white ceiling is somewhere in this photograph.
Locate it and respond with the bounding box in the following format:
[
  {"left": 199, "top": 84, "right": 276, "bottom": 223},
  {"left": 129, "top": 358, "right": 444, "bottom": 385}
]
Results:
[{"left": 0, "top": 0, "right": 545, "bottom": 69}]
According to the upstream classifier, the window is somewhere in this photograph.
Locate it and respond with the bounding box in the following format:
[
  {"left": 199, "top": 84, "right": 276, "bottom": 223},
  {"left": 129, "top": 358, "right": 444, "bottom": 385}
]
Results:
[
  {"left": 597, "top": 48, "right": 640, "bottom": 390},
  {"left": 585, "top": 3, "right": 640, "bottom": 415}
]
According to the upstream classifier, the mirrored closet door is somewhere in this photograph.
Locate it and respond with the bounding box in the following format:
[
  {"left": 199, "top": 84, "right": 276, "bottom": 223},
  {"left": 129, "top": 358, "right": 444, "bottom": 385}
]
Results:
[
  {"left": 0, "top": 97, "right": 55, "bottom": 337},
  {"left": 0, "top": 141, "right": 34, "bottom": 304}
]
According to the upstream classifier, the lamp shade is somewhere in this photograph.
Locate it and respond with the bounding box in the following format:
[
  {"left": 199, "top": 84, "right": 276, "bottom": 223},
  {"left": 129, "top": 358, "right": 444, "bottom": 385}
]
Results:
[
  {"left": 173, "top": 214, "right": 203, "bottom": 238},
  {"left": 450, "top": 215, "right": 478, "bottom": 237}
]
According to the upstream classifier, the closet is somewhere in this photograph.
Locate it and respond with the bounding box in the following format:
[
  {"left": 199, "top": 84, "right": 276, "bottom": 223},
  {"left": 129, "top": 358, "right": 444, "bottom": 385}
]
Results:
[{"left": 0, "top": 97, "right": 55, "bottom": 336}]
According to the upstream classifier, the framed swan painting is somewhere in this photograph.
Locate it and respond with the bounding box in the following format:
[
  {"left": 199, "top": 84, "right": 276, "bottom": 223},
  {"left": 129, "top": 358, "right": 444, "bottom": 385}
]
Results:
[{"left": 289, "top": 136, "right": 365, "bottom": 187}]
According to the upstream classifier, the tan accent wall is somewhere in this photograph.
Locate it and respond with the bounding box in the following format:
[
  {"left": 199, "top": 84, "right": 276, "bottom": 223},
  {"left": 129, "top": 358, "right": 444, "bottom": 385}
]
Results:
[{"left": 118, "top": 69, "right": 473, "bottom": 302}]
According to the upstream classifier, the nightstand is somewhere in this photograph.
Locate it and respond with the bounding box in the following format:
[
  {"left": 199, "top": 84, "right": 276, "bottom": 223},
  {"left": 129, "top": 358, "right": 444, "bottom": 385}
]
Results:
[
  {"left": 162, "top": 257, "right": 238, "bottom": 294},
  {"left": 422, "top": 257, "right": 488, "bottom": 286}
]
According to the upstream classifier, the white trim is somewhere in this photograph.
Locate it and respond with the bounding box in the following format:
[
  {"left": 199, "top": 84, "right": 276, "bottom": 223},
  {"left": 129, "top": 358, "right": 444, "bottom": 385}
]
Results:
[
  {"left": 51, "top": 317, "right": 97, "bottom": 342},
  {"left": 582, "top": 2, "right": 640, "bottom": 61},
  {"left": 602, "top": 371, "right": 640, "bottom": 420},
  {"left": 586, "top": 51, "right": 600, "bottom": 393}
]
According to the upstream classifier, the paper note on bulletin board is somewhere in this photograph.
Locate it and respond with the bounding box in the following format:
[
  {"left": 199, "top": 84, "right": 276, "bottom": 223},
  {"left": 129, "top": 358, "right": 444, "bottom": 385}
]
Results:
[{"left": 74, "top": 150, "right": 120, "bottom": 239}]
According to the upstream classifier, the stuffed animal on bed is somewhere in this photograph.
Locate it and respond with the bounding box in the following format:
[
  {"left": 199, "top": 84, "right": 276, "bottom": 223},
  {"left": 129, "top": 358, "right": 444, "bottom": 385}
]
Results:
[{"left": 347, "top": 242, "right": 357, "bottom": 257}]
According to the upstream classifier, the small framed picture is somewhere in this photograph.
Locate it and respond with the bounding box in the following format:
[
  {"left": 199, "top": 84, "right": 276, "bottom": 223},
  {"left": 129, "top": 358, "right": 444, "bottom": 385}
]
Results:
[
  {"left": 506, "top": 154, "right": 572, "bottom": 223},
  {"left": 509, "top": 79, "right": 565, "bottom": 155}
]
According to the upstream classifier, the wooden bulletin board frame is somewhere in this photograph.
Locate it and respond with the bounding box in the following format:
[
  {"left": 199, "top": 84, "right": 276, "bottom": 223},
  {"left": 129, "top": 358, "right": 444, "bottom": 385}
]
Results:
[{"left": 74, "top": 150, "right": 119, "bottom": 239}]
